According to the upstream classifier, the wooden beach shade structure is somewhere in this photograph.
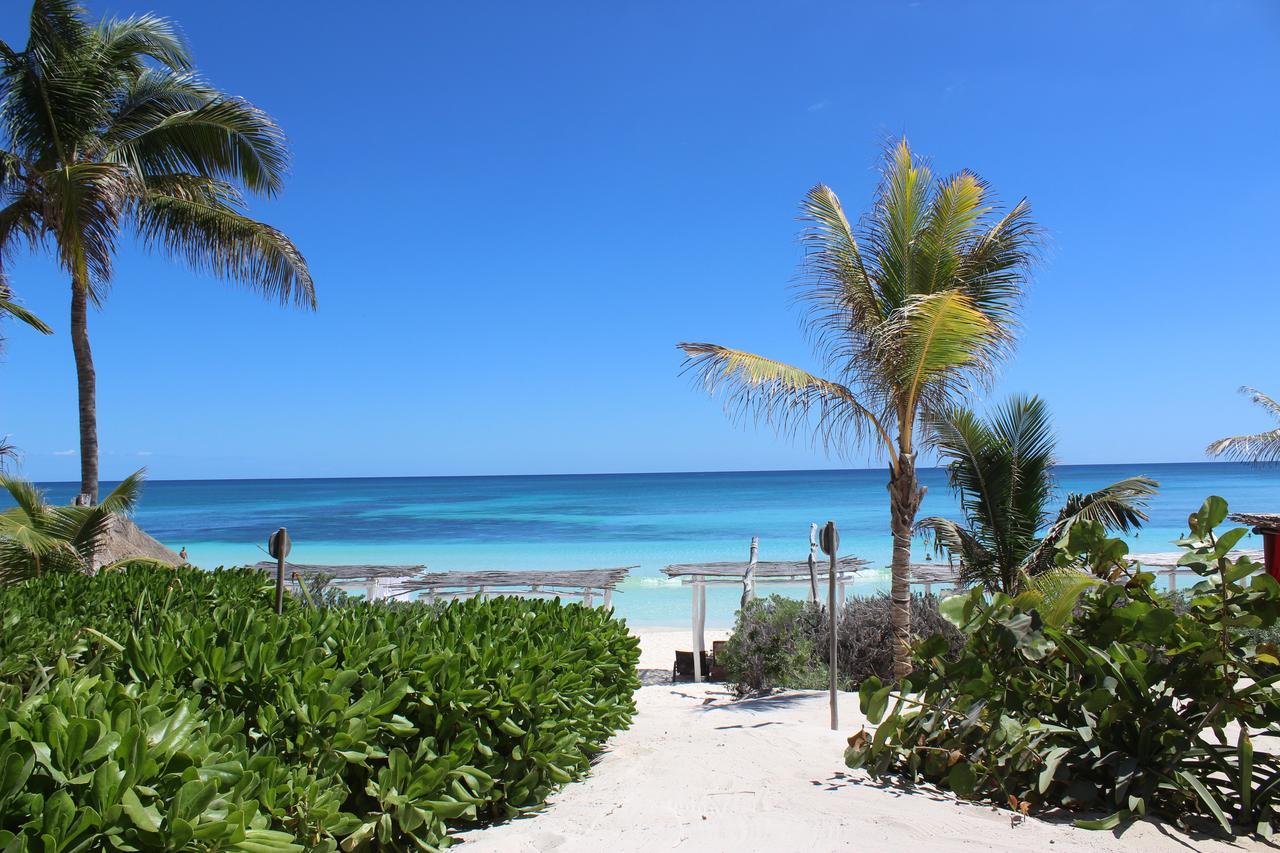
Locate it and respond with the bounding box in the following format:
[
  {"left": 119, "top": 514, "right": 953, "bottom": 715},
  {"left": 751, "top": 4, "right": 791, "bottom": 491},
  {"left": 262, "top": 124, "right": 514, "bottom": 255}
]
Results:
[
  {"left": 906, "top": 562, "right": 967, "bottom": 597},
  {"left": 1230, "top": 512, "right": 1280, "bottom": 581},
  {"left": 394, "top": 567, "right": 635, "bottom": 608},
  {"left": 1127, "top": 547, "right": 1265, "bottom": 590},
  {"left": 663, "top": 552, "right": 868, "bottom": 682},
  {"left": 252, "top": 561, "right": 426, "bottom": 601}
]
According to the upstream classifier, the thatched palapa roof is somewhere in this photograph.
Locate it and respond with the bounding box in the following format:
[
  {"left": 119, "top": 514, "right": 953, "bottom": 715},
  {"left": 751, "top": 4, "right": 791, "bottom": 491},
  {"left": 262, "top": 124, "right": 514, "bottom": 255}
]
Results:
[{"left": 95, "top": 515, "right": 182, "bottom": 568}]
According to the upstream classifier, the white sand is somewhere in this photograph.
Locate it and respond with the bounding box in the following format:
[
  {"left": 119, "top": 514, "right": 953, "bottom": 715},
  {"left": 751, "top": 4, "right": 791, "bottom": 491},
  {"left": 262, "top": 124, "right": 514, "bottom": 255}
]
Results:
[{"left": 457, "top": 628, "right": 1263, "bottom": 852}]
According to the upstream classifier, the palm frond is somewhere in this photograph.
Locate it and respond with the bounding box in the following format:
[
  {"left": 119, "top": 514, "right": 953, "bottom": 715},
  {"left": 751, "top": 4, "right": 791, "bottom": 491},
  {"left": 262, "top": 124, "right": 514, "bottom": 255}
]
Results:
[
  {"left": 1015, "top": 566, "right": 1100, "bottom": 626},
  {"left": 110, "top": 94, "right": 289, "bottom": 196},
  {"left": 1208, "top": 430, "right": 1280, "bottom": 464},
  {"left": 96, "top": 13, "right": 191, "bottom": 75},
  {"left": 914, "top": 516, "right": 996, "bottom": 584},
  {"left": 40, "top": 161, "right": 131, "bottom": 294},
  {"left": 1207, "top": 387, "right": 1280, "bottom": 463},
  {"left": 56, "top": 468, "right": 143, "bottom": 565},
  {"left": 797, "top": 183, "right": 883, "bottom": 371},
  {"left": 0, "top": 274, "right": 51, "bottom": 335},
  {"left": 677, "top": 343, "right": 894, "bottom": 458},
  {"left": 134, "top": 190, "right": 314, "bottom": 307},
  {"left": 1023, "top": 475, "right": 1159, "bottom": 576},
  {"left": 887, "top": 290, "right": 995, "bottom": 419},
  {"left": 913, "top": 170, "right": 987, "bottom": 296}
]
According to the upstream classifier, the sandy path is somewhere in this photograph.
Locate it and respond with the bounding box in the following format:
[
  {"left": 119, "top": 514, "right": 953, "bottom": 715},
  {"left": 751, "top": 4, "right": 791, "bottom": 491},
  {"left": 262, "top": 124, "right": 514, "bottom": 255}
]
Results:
[{"left": 456, "top": 631, "right": 1257, "bottom": 852}]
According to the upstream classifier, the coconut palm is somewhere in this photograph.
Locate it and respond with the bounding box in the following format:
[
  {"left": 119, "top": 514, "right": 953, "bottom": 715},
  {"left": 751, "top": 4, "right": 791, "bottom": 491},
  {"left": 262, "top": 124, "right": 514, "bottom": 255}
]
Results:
[
  {"left": 0, "top": 0, "right": 313, "bottom": 503},
  {"left": 0, "top": 468, "right": 143, "bottom": 583},
  {"left": 1206, "top": 387, "right": 1280, "bottom": 464},
  {"left": 679, "top": 140, "right": 1040, "bottom": 679},
  {"left": 916, "top": 394, "right": 1158, "bottom": 595}
]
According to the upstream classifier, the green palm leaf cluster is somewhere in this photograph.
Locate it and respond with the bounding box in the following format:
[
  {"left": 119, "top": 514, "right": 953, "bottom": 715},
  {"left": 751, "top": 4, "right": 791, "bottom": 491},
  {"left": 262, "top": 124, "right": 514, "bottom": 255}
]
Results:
[
  {"left": 917, "top": 394, "right": 1158, "bottom": 595},
  {"left": 1206, "top": 387, "right": 1280, "bottom": 464},
  {"left": 680, "top": 140, "right": 1041, "bottom": 678},
  {"left": 0, "top": 0, "right": 313, "bottom": 501},
  {"left": 0, "top": 468, "right": 143, "bottom": 583}
]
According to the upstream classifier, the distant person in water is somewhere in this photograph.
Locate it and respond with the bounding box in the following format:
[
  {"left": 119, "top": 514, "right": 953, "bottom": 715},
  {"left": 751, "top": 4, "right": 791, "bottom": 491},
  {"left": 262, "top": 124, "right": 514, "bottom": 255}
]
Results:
[{"left": 179, "top": 547, "right": 187, "bottom": 564}]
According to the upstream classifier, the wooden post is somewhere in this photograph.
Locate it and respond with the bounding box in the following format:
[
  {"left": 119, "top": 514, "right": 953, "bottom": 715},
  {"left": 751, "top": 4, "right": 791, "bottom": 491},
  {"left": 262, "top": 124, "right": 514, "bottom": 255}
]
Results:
[
  {"left": 603, "top": 587, "right": 612, "bottom": 609},
  {"left": 273, "top": 529, "right": 287, "bottom": 615},
  {"left": 742, "top": 536, "right": 759, "bottom": 609},
  {"left": 825, "top": 521, "right": 839, "bottom": 731},
  {"left": 808, "top": 523, "right": 819, "bottom": 603},
  {"left": 692, "top": 577, "right": 706, "bottom": 682},
  {"left": 1167, "top": 567, "right": 1177, "bottom": 592}
]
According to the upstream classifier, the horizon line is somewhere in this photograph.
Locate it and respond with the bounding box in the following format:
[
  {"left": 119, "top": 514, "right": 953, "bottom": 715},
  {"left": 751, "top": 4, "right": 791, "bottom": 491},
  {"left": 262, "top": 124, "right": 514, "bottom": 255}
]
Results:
[{"left": 26, "top": 459, "right": 1249, "bottom": 487}]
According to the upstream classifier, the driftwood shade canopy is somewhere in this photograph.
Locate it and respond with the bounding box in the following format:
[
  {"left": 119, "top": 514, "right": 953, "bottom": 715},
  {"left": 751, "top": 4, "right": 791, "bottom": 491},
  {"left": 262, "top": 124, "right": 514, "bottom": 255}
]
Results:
[
  {"left": 395, "top": 567, "right": 635, "bottom": 608},
  {"left": 251, "top": 562, "right": 425, "bottom": 580},
  {"left": 1230, "top": 513, "right": 1280, "bottom": 533},
  {"left": 662, "top": 557, "right": 868, "bottom": 580}
]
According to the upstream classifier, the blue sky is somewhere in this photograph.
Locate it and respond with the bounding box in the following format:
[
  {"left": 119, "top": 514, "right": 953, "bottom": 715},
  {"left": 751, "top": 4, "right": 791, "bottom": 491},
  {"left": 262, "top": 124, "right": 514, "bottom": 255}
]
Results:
[{"left": 2, "top": 0, "right": 1278, "bottom": 481}]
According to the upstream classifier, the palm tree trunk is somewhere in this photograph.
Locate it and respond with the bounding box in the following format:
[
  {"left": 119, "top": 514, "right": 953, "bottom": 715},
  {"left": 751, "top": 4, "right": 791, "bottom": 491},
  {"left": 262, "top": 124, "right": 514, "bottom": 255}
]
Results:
[
  {"left": 887, "top": 452, "right": 925, "bottom": 681},
  {"left": 70, "top": 278, "right": 98, "bottom": 504}
]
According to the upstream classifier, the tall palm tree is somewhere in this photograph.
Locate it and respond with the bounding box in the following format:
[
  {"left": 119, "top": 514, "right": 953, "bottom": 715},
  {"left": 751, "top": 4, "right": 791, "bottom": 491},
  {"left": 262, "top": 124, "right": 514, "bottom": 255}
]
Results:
[
  {"left": 0, "top": 0, "right": 313, "bottom": 503},
  {"left": 917, "top": 395, "right": 1158, "bottom": 594},
  {"left": 1206, "top": 387, "right": 1280, "bottom": 464},
  {"left": 679, "top": 140, "right": 1040, "bottom": 679}
]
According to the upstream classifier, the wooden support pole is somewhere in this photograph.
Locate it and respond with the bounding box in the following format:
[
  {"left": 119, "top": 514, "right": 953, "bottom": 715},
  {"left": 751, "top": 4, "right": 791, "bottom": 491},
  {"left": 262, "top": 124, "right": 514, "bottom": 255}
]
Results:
[
  {"left": 274, "top": 527, "right": 286, "bottom": 615},
  {"left": 742, "top": 536, "right": 759, "bottom": 609},
  {"left": 603, "top": 587, "right": 612, "bottom": 609},
  {"left": 692, "top": 577, "right": 706, "bottom": 682},
  {"left": 808, "top": 523, "right": 819, "bottom": 603},
  {"left": 826, "top": 520, "right": 839, "bottom": 731}
]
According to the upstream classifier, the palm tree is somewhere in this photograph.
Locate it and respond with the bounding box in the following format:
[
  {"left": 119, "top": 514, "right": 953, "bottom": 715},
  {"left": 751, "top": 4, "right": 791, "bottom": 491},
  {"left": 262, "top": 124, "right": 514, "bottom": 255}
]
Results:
[
  {"left": 916, "top": 394, "right": 1158, "bottom": 594},
  {"left": 679, "top": 140, "right": 1040, "bottom": 679},
  {"left": 1206, "top": 387, "right": 1280, "bottom": 464},
  {"left": 0, "top": 468, "right": 142, "bottom": 583},
  {"left": 0, "top": 0, "right": 313, "bottom": 503}
]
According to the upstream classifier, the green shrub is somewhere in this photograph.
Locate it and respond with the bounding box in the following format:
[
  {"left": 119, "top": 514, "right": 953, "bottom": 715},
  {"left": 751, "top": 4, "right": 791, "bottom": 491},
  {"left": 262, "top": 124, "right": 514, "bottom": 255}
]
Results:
[
  {"left": 719, "top": 596, "right": 828, "bottom": 693},
  {"left": 0, "top": 565, "right": 639, "bottom": 851},
  {"left": 847, "top": 497, "right": 1280, "bottom": 837},
  {"left": 719, "top": 593, "right": 965, "bottom": 694}
]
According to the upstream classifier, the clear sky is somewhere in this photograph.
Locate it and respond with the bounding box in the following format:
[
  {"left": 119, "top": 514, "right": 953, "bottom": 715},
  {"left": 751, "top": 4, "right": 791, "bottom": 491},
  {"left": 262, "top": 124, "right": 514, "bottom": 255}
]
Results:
[{"left": 2, "top": 0, "right": 1278, "bottom": 482}]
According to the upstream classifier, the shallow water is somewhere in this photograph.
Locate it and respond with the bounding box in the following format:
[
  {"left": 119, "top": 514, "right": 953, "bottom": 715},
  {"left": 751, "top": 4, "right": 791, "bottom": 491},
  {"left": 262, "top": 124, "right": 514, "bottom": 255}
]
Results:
[{"left": 29, "top": 463, "right": 1280, "bottom": 627}]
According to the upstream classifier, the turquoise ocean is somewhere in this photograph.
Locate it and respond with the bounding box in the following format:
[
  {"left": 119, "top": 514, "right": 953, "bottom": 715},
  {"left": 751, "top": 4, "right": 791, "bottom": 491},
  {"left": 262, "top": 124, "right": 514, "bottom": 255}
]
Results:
[{"left": 31, "top": 463, "right": 1280, "bottom": 627}]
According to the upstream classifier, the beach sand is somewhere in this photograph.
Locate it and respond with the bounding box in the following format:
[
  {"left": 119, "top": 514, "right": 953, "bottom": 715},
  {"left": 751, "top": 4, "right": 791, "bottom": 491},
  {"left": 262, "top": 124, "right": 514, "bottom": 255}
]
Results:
[{"left": 457, "top": 627, "right": 1266, "bottom": 853}]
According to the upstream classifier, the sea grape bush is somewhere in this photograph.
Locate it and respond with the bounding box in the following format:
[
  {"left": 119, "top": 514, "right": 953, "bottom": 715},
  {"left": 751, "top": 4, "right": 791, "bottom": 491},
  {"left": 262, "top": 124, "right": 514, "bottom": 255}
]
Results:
[
  {"left": 0, "top": 566, "right": 640, "bottom": 850},
  {"left": 719, "top": 593, "right": 964, "bottom": 695},
  {"left": 846, "top": 497, "right": 1280, "bottom": 837}
]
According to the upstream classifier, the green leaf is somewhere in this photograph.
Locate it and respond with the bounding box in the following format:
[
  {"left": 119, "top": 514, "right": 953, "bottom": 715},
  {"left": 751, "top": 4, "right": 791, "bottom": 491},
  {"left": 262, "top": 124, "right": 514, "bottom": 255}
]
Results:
[
  {"left": 947, "top": 761, "right": 976, "bottom": 797},
  {"left": 120, "top": 788, "right": 163, "bottom": 833},
  {"left": 1179, "top": 770, "right": 1231, "bottom": 834},
  {"left": 1194, "top": 496, "right": 1229, "bottom": 536},
  {"left": 1075, "top": 809, "right": 1131, "bottom": 831}
]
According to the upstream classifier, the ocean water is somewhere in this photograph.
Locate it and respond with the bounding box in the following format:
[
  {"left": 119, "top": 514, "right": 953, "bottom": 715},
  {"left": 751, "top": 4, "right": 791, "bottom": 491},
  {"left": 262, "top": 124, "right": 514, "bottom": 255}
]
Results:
[{"left": 28, "top": 463, "right": 1280, "bottom": 628}]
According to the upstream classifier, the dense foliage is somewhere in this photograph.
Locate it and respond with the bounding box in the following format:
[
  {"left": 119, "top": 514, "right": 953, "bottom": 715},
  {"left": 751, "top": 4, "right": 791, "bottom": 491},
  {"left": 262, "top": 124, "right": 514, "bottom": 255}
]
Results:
[
  {"left": 0, "top": 565, "right": 639, "bottom": 850},
  {"left": 719, "top": 593, "right": 965, "bottom": 695},
  {"left": 847, "top": 497, "right": 1280, "bottom": 837}
]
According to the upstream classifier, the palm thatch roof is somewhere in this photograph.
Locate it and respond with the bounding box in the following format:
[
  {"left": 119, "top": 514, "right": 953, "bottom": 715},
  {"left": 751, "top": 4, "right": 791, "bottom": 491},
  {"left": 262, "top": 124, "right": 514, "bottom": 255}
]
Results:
[{"left": 95, "top": 515, "right": 182, "bottom": 568}]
